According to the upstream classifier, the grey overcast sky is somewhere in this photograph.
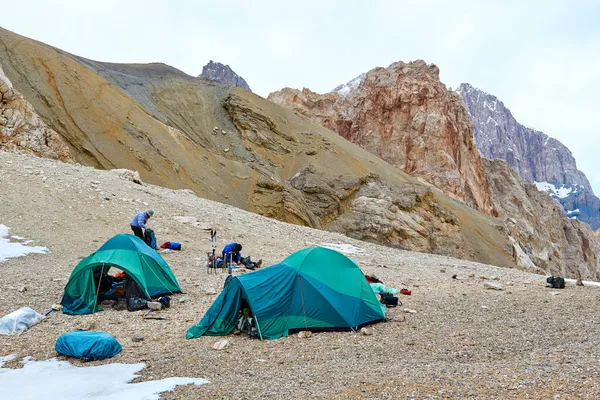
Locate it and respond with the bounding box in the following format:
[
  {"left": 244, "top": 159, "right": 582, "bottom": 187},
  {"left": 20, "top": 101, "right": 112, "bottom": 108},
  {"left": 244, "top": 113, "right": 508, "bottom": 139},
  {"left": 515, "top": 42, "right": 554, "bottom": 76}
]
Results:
[{"left": 2, "top": 0, "right": 599, "bottom": 192}]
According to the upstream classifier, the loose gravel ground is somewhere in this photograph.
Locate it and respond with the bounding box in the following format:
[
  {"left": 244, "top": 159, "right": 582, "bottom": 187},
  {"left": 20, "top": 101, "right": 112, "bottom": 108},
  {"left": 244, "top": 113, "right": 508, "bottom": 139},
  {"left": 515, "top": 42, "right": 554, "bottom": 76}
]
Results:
[{"left": 1, "top": 151, "right": 600, "bottom": 399}]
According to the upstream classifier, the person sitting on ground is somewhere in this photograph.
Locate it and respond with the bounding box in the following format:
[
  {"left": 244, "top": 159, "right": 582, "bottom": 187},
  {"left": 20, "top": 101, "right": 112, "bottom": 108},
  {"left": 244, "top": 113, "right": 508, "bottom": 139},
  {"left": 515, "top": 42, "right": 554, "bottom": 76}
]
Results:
[
  {"left": 222, "top": 242, "right": 262, "bottom": 270},
  {"left": 130, "top": 210, "right": 154, "bottom": 240}
]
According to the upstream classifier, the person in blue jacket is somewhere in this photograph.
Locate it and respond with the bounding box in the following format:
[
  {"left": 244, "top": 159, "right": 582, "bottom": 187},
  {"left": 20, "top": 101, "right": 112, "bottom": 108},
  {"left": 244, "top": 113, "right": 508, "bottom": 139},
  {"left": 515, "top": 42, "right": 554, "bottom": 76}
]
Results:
[
  {"left": 222, "top": 242, "right": 262, "bottom": 270},
  {"left": 130, "top": 210, "right": 154, "bottom": 240}
]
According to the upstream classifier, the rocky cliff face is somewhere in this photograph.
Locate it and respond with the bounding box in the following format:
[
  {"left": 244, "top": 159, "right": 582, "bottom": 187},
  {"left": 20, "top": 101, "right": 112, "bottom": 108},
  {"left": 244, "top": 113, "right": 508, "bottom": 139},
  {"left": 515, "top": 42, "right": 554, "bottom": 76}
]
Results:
[
  {"left": 199, "top": 60, "right": 251, "bottom": 92},
  {"left": 457, "top": 83, "right": 600, "bottom": 229},
  {"left": 269, "top": 60, "right": 600, "bottom": 280},
  {"left": 0, "top": 63, "right": 70, "bottom": 161},
  {"left": 269, "top": 61, "right": 496, "bottom": 217},
  {"left": 485, "top": 158, "right": 598, "bottom": 279}
]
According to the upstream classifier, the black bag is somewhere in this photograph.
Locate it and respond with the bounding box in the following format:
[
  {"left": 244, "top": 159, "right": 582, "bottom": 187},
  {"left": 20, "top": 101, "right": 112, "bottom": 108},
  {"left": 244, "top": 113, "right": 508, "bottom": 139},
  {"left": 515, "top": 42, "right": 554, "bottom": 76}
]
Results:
[
  {"left": 127, "top": 297, "right": 147, "bottom": 311},
  {"left": 158, "top": 296, "right": 171, "bottom": 308},
  {"left": 546, "top": 276, "right": 565, "bottom": 289},
  {"left": 380, "top": 293, "right": 399, "bottom": 307},
  {"left": 144, "top": 229, "right": 157, "bottom": 249}
]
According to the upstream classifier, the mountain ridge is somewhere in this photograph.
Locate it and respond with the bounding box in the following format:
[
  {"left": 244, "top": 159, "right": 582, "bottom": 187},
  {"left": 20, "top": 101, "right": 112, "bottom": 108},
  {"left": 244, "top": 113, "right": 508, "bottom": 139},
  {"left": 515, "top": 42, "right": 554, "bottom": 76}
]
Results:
[{"left": 1, "top": 26, "right": 598, "bottom": 279}]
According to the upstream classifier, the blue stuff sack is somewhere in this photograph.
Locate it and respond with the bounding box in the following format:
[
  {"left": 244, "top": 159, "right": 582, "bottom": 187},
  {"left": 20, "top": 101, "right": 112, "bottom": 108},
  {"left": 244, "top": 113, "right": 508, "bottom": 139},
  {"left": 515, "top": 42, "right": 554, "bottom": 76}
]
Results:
[
  {"left": 167, "top": 242, "right": 181, "bottom": 250},
  {"left": 55, "top": 331, "right": 122, "bottom": 361}
]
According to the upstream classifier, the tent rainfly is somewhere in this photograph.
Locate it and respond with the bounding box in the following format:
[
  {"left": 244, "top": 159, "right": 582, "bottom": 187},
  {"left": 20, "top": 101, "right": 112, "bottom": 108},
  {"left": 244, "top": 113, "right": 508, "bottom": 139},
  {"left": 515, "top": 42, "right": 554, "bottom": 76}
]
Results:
[
  {"left": 186, "top": 247, "right": 386, "bottom": 340},
  {"left": 61, "top": 234, "right": 181, "bottom": 315}
]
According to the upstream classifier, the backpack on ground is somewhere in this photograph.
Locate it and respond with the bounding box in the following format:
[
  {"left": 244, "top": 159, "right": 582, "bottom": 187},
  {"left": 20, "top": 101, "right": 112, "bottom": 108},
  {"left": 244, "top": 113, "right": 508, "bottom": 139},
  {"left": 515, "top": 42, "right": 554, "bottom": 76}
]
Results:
[
  {"left": 380, "top": 292, "right": 400, "bottom": 307},
  {"left": 144, "top": 229, "right": 157, "bottom": 249},
  {"left": 547, "top": 276, "right": 565, "bottom": 289},
  {"left": 127, "top": 297, "right": 148, "bottom": 311}
]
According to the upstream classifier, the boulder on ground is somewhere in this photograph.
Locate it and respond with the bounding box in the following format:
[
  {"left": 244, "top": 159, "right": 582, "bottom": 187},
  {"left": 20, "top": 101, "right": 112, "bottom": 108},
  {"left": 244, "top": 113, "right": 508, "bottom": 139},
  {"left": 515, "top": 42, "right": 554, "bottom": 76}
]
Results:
[{"left": 109, "top": 168, "right": 142, "bottom": 184}]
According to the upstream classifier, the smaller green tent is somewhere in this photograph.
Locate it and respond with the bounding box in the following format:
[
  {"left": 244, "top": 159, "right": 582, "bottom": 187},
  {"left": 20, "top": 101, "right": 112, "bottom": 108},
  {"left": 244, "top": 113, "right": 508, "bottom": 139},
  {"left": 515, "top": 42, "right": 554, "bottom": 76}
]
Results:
[
  {"left": 62, "top": 234, "right": 181, "bottom": 315},
  {"left": 186, "top": 247, "right": 385, "bottom": 340}
]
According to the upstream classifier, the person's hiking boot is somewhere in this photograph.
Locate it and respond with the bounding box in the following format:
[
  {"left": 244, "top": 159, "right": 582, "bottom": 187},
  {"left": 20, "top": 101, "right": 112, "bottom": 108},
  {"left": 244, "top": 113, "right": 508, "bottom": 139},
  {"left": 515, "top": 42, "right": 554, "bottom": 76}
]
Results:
[{"left": 256, "top": 259, "right": 263, "bottom": 268}]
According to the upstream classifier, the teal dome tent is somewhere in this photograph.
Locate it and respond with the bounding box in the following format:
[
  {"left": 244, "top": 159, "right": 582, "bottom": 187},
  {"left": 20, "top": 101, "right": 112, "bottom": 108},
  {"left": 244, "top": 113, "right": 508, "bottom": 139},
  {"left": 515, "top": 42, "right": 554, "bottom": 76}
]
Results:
[
  {"left": 62, "top": 234, "right": 181, "bottom": 315},
  {"left": 187, "top": 247, "right": 385, "bottom": 340}
]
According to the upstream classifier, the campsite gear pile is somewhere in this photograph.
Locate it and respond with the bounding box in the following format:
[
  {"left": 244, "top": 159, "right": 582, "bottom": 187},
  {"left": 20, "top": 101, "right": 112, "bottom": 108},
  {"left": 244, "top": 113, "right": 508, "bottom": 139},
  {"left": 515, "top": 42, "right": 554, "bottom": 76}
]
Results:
[
  {"left": 61, "top": 234, "right": 181, "bottom": 315},
  {"left": 187, "top": 247, "right": 386, "bottom": 341},
  {"left": 368, "top": 278, "right": 401, "bottom": 308},
  {"left": 55, "top": 331, "right": 122, "bottom": 361},
  {"left": 160, "top": 242, "right": 182, "bottom": 250},
  {"left": 547, "top": 276, "right": 566, "bottom": 289}
]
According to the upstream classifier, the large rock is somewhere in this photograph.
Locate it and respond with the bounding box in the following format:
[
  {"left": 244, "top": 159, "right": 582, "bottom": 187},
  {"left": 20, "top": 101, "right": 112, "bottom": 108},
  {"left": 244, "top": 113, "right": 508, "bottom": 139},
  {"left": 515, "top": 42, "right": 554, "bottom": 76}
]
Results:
[
  {"left": 0, "top": 63, "right": 70, "bottom": 161},
  {"left": 457, "top": 83, "right": 600, "bottom": 229}
]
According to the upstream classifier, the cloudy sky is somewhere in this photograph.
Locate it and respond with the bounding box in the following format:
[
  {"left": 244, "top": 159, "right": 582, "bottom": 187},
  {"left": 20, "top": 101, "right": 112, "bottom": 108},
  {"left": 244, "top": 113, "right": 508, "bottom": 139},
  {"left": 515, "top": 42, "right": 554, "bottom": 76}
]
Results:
[{"left": 2, "top": 0, "right": 599, "bottom": 191}]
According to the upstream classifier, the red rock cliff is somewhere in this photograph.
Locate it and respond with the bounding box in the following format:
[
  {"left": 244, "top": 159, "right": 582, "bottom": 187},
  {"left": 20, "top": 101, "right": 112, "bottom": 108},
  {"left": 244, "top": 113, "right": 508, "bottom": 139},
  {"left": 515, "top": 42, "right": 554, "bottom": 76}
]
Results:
[{"left": 269, "top": 60, "right": 496, "bottom": 216}]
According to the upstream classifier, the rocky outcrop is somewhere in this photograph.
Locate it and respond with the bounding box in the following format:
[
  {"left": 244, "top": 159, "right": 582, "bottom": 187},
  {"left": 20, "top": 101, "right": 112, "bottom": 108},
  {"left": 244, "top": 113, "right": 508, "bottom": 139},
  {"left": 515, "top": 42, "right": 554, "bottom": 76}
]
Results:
[
  {"left": 268, "top": 61, "right": 497, "bottom": 217},
  {"left": 200, "top": 60, "right": 251, "bottom": 92},
  {"left": 457, "top": 83, "right": 600, "bottom": 229},
  {"left": 0, "top": 63, "right": 70, "bottom": 161},
  {"left": 485, "top": 158, "right": 598, "bottom": 280},
  {"left": 269, "top": 60, "right": 600, "bottom": 280}
]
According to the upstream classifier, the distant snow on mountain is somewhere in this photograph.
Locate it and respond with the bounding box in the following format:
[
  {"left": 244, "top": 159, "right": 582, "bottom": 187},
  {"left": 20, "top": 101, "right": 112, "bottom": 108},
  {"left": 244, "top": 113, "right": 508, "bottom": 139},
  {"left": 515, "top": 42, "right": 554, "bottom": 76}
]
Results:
[
  {"left": 534, "top": 181, "right": 582, "bottom": 199},
  {"left": 331, "top": 73, "right": 366, "bottom": 96}
]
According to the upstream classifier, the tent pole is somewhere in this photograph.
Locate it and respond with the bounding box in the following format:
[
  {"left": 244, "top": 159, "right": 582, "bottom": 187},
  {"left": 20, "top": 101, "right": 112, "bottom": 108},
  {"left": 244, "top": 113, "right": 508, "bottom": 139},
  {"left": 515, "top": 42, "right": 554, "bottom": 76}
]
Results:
[
  {"left": 92, "top": 263, "right": 105, "bottom": 314},
  {"left": 254, "top": 315, "right": 263, "bottom": 340}
]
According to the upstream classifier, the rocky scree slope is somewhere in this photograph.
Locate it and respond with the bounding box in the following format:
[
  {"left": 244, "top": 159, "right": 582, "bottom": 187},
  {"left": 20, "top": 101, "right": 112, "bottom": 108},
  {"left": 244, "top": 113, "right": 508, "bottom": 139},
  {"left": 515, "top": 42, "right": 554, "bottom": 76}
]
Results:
[
  {"left": 0, "top": 26, "right": 597, "bottom": 279},
  {"left": 457, "top": 83, "right": 600, "bottom": 230},
  {"left": 269, "top": 60, "right": 600, "bottom": 280},
  {"left": 199, "top": 60, "right": 251, "bottom": 92}
]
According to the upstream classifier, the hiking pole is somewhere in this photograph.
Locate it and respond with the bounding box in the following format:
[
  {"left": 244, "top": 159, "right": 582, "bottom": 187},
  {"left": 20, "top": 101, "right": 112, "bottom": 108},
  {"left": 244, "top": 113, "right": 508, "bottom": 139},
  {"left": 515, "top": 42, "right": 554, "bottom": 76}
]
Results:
[{"left": 211, "top": 230, "right": 217, "bottom": 269}]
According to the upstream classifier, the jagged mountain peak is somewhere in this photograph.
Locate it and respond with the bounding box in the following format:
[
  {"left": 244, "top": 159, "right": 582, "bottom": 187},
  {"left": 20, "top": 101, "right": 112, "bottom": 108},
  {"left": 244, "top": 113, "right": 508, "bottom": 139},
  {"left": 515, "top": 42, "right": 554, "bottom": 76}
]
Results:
[{"left": 199, "top": 60, "right": 251, "bottom": 92}]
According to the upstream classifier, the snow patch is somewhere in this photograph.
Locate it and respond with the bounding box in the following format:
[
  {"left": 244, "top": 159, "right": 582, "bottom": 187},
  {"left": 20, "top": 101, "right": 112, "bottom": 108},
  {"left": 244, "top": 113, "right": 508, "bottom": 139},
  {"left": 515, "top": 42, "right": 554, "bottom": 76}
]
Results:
[
  {"left": 486, "top": 116, "right": 499, "bottom": 126},
  {"left": 483, "top": 100, "right": 497, "bottom": 112},
  {"left": 318, "top": 243, "right": 366, "bottom": 255},
  {"left": 331, "top": 73, "right": 366, "bottom": 96},
  {"left": 0, "top": 225, "right": 48, "bottom": 263},
  {"left": 534, "top": 182, "right": 581, "bottom": 199},
  {"left": 0, "top": 356, "right": 208, "bottom": 400}
]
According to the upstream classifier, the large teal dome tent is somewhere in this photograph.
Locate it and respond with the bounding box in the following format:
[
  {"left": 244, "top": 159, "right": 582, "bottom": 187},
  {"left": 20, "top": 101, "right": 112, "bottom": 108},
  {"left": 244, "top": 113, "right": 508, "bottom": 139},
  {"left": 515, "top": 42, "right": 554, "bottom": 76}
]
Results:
[
  {"left": 62, "top": 234, "right": 181, "bottom": 315},
  {"left": 186, "top": 247, "right": 385, "bottom": 340}
]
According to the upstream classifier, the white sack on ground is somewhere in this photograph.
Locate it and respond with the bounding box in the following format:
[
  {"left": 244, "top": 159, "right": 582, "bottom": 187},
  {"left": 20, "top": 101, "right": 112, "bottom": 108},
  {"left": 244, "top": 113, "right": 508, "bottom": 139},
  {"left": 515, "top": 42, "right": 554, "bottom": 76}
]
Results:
[{"left": 0, "top": 307, "right": 45, "bottom": 335}]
